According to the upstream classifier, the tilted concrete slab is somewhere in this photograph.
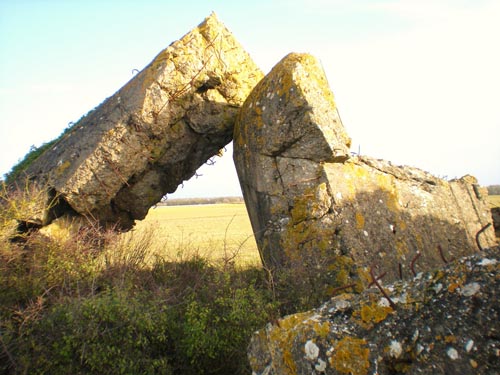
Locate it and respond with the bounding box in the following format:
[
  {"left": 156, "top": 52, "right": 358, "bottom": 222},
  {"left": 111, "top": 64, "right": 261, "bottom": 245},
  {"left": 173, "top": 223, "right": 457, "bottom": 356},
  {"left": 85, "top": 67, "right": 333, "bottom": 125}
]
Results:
[{"left": 18, "top": 13, "right": 263, "bottom": 229}]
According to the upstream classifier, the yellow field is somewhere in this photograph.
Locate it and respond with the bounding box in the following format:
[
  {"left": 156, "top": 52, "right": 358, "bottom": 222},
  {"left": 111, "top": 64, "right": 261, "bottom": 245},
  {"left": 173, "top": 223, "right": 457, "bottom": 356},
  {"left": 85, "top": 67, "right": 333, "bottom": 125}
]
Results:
[
  {"left": 487, "top": 195, "right": 500, "bottom": 208},
  {"left": 127, "top": 195, "right": 500, "bottom": 267},
  {"left": 131, "top": 203, "right": 261, "bottom": 267}
]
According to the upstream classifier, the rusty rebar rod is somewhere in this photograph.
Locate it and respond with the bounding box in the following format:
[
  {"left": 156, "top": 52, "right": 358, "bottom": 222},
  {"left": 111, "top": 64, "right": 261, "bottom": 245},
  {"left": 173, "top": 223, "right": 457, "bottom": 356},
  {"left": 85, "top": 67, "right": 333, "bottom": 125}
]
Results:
[
  {"left": 475, "top": 223, "right": 492, "bottom": 251},
  {"left": 369, "top": 266, "right": 396, "bottom": 310}
]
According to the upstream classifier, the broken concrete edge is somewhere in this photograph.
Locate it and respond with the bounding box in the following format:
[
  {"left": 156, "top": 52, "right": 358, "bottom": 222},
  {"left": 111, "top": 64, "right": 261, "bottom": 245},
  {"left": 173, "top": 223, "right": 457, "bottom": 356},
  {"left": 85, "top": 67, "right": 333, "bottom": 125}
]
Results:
[
  {"left": 234, "top": 52, "right": 351, "bottom": 164},
  {"left": 248, "top": 246, "right": 500, "bottom": 375},
  {"left": 7, "top": 12, "right": 263, "bottom": 231}
]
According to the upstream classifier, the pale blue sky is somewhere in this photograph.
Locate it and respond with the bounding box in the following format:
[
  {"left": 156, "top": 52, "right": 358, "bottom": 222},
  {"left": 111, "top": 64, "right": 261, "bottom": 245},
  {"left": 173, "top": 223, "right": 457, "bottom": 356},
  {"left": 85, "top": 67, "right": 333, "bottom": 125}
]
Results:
[{"left": 1, "top": 0, "right": 499, "bottom": 198}]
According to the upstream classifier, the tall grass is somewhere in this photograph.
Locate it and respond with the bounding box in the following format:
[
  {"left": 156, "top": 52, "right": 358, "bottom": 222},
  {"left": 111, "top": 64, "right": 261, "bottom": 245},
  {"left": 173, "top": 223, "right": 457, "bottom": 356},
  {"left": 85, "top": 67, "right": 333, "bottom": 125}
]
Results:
[{"left": 137, "top": 204, "right": 261, "bottom": 267}]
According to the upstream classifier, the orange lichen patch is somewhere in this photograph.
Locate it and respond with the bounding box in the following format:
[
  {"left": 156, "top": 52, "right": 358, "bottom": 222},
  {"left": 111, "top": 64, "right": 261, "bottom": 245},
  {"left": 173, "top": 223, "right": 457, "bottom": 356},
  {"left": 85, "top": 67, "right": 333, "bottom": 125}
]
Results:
[
  {"left": 279, "top": 311, "right": 313, "bottom": 330},
  {"left": 282, "top": 349, "right": 297, "bottom": 375},
  {"left": 375, "top": 172, "right": 394, "bottom": 192},
  {"left": 444, "top": 335, "right": 457, "bottom": 344},
  {"left": 267, "top": 311, "right": 331, "bottom": 375},
  {"left": 268, "top": 312, "right": 314, "bottom": 375},
  {"left": 55, "top": 160, "right": 71, "bottom": 176},
  {"left": 282, "top": 218, "right": 337, "bottom": 265},
  {"left": 330, "top": 337, "right": 370, "bottom": 375},
  {"left": 384, "top": 190, "right": 400, "bottom": 213},
  {"left": 399, "top": 220, "right": 407, "bottom": 231},
  {"left": 325, "top": 255, "right": 356, "bottom": 287},
  {"left": 292, "top": 53, "right": 337, "bottom": 110},
  {"left": 313, "top": 320, "right": 331, "bottom": 339},
  {"left": 355, "top": 212, "right": 365, "bottom": 230},
  {"left": 448, "top": 283, "right": 460, "bottom": 293},
  {"left": 254, "top": 105, "right": 263, "bottom": 117},
  {"left": 447, "top": 273, "right": 466, "bottom": 293},
  {"left": 357, "top": 301, "right": 393, "bottom": 326},
  {"left": 350, "top": 296, "right": 394, "bottom": 329},
  {"left": 339, "top": 162, "right": 370, "bottom": 199},
  {"left": 290, "top": 193, "right": 315, "bottom": 224}
]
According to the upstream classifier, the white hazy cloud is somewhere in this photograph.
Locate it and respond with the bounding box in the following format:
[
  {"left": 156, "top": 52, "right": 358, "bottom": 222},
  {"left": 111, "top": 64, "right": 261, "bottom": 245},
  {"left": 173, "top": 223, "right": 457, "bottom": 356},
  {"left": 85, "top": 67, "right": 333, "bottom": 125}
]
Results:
[{"left": 310, "top": 0, "right": 500, "bottom": 183}]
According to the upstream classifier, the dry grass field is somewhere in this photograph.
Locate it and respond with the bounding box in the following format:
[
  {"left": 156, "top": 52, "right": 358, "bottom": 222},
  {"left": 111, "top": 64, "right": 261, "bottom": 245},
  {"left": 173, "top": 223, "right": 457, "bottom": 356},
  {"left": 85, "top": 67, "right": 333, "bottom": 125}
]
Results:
[
  {"left": 126, "top": 195, "right": 500, "bottom": 267},
  {"left": 487, "top": 195, "right": 500, "bottom": 208},
  {"left": 130, "top": 203, "right": 261, "bottom": 267}
]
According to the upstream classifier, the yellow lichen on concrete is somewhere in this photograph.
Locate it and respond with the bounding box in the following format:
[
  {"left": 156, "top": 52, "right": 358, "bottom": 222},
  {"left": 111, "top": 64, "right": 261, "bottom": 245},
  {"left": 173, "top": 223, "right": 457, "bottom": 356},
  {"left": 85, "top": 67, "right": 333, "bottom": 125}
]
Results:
[
  {"left": 330, "top": 336, "right": 370, "bottom": 375},
  {"left": 312, "top": 320, "right": 331, "bottom": 339},
  {"left": 282, "top": 349, "right": 297, "bottom": 375},
  {"left": 268, "top": 312, "right": 314, "bottom": 375},
  {"left": 289, "top": 186, "right": 317, "bottom": 224},
  {"left": 334, "top": 160, "right": 402, "bottom": 214},
  {"left": 355, "top": 212, "right": 365, "bottom": 230},
  {"left": 337, "top": 161, "right": 365, "bottom": 200},
  {"left": 274, "top": 53, "right": 337, "bottom": 110},
  {"left": 55, "top": 160, "right": 71, "bottom": 176},
  {"left": 295, "top": 54, "right": 337, "bottom": 110},
  {"left": 355, "top": 301, "right": 393, "bottom": 327},
  {"left": 327, "top": 255, "right": 356, "bottom": 287},
  {"left": 264, "top": 311, "right": 335, "bottom": 375},
  {"left": 281, "top": 220, "right": 337, "bottom": 267}
]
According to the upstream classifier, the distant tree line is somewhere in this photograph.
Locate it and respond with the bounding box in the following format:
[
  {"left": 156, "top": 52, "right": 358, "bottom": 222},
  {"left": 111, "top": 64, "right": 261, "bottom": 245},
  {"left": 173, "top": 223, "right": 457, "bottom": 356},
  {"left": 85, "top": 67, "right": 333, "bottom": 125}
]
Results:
[
  {"left": 487, "top": 185, "right": 500, "bottom": 195},
  {"left": 159, "top": 196, "right": 244, "bottom": 206}
]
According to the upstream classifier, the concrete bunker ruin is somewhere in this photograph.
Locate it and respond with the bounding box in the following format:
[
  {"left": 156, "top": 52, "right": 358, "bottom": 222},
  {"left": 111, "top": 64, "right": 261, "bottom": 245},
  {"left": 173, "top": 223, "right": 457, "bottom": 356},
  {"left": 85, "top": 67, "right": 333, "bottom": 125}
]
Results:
[
  {"left": 7, "top": 14, "right": 498, "bottom": 375},
  {"left": 10, "top": 14, "right": 496, "bottom": 278}
]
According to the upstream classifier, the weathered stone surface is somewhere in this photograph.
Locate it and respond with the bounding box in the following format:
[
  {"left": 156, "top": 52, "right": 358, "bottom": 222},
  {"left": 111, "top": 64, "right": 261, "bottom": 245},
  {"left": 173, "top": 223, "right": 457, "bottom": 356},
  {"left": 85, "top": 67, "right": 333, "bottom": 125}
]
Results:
[
  {"left": 323, "top": 158, "right": 496, "bottom": 281},
  {"left": 248, "top": 247, "right": 500, "bottom": 375},
  {"left": 234, "top": 52, "right": 351, "bottom": 268},
  {"left": 19, "top": 13, "right": 263, "bottom": 229},
  {"left": 234, "top": 52, "right": 497, "bottom": 290}
]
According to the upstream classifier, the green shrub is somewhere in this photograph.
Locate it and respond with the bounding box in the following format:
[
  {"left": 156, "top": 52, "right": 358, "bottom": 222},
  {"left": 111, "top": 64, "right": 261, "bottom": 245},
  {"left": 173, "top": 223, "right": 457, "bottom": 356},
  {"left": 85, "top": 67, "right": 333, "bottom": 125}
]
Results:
[
  {"left": 172, "top": 269, "right": 275, "bottom": 374},
  {"left": 1, "top": 259, "right": 275, "bottom": 374},
  {"left": 0, "top": 226, "right": 103, "bottom": 311},
  {"left": 17, "top": 291, "right": 173, "bottom": 375},
  {"left": 0, "top": 216, "right": 277, "bottom": 374}
]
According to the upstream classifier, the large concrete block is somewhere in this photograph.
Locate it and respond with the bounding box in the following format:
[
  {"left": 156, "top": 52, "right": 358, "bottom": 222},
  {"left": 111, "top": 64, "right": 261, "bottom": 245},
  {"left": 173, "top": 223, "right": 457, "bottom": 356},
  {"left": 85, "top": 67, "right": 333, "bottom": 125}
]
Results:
[
  {"left": 18, "top": 13, "right": 263, "bottom": 229},
  {"left": 234, "top": 52, "right": 496, "bottom": 288}
]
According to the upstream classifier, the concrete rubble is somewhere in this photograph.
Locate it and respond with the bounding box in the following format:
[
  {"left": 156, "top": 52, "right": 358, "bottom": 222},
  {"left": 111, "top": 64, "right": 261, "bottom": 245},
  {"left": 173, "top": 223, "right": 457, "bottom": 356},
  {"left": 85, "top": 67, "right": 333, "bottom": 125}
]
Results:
[{"left": 248, "top": 247, "right": 500, "bottom": 375}]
